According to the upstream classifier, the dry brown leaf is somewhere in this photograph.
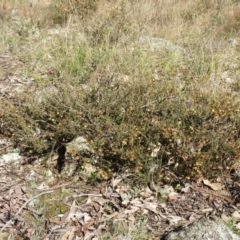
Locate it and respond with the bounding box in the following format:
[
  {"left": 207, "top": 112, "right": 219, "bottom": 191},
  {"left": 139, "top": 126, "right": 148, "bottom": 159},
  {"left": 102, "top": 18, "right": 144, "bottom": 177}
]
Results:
[
  {"left": 61, "top": 227, "right": 75, "bottom": 240},
  {"left": 86, "top": 198, "right": 92, "bottom": 204},
  {"left": 122, "top": 199, "right": 130, "bottom": 206},
  {"left": 168, "top": 215, "right": 183, "bottom": 224},
  {"left": 111, "top": 177, "right": 123, "bottom": 188},
  {"left": 68, "top": 228, "right": 76, "bottom": 240},
  {"left": 201, "top": 208, "right": 213, "bottom": 213},
  {"left": 82, "top": 219, "right": 95, "bottom": 232},
  {"left": 235, "top": 222, "right": 240, "bottom": 230},
  {"left": 83, "top": 212, "right": 92, "bottom": 222},
  {"left": 100, "top": 186, "right": 107, "bottom": 195},
  {"left": 3, "top": 203, "right": 10, "bottom": 211},
  {"left": 119, "top": 192, "right": 130, "bottom": 202},
  {"left": 168, "top": 192, "right": 181, "bottom": 201},
  {"left": 48, "top": 217, "right": 71, "bottom": 224},
  {"left": 14, "top": 186, "right": 23, "bottom": 197},
  {"left": 236, "top": 203, "right": 240, "bottom": 208},
  {"left": 93, "top": 197, "right": 108, "bottom": 206},
  {"left": 130, "top": 198, "right": 143, "bottom": 207},
  {"left": 202, "top": 179, "right": 223, "bottom": 191},
  {"left": 141, "top": 186, "right": 154, "bottom": 198},
  {"left": 84, "top": 231, "right": 96, "bottom": 240},
  {"left": 181, "top": 183, "right": 191, "bottom": 193},
  {"left": 144, "top": 202, "right": 159, "bottom": 214},
  {"left": 124, "top": 206, "right": 140, "bottom": 214},
  {"left": 221, "top": 213, "right": 231, "bottom": 223},
  {"left": 128, "top": 214, "right": 136, "bottom": 223},
  {"left": 232, "top": 211, "right": 240, "bottom": 220}
]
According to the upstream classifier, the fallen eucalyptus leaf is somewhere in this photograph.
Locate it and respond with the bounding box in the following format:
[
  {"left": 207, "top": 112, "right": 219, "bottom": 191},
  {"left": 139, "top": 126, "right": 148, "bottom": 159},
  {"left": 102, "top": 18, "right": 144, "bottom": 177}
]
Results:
[{"left": 203, "top": 179, "right": 223, "bottom": 191}]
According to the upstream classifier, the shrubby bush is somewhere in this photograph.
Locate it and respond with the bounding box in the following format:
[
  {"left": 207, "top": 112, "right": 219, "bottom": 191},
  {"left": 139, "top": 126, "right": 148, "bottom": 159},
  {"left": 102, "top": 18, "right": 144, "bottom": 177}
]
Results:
[{"left": 2, "top": 71, "right": 240, "bottom": 181}]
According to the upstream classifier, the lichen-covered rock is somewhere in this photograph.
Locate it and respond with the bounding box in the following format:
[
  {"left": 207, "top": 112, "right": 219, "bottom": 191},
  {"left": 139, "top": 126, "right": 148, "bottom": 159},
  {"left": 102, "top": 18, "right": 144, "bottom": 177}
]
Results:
[
  {"left": 59, "top": 136, "right": 97, "bottom": 180},
  {"left": 139, "top": 35, "right": 186, "bottom": 54},
  {"left": 65, "top": 136, "right": 90, "bottom": 160},
  {"left": 163, "top": 218, "right": 240, "bottom": 240},
  {"left": 0, "top": 149, "right": 22, "bottom": 165}
]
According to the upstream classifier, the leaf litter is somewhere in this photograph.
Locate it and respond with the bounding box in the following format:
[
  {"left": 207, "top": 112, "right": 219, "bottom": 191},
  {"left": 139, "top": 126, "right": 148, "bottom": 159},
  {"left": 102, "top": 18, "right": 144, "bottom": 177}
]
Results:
[
  {"left": 0, "top": 151, "right": 240, "bottom": 240},
  {"left": 1, "top": 140, "right": 240, "bottom": 239}
]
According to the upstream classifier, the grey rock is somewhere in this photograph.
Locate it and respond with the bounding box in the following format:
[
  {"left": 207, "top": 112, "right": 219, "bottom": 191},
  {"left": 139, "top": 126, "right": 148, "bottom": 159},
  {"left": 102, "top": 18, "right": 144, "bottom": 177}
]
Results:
[
  {"left": 66, "top": 136, "right": 90, "bottom": 154},
  {"left": 228, "top": 38, "right": 239, "bottom": 47},
  {"left": 164, "top": 218, "right": 240, "bottom": 240},
  {"left": 139, "top": 35, "right": 186, "bottom": 54},
  {"left": 205, "top": 38, "right": 238, "bottom": 52},
  {"left": 33, "top": 86, "right": 58, "bottom": 103},
  {"left": 0, "top": 149, "right": 22, "bottom": 165},
  {"left": 62, "top": 136, "right": 92, "bottom": 178}
]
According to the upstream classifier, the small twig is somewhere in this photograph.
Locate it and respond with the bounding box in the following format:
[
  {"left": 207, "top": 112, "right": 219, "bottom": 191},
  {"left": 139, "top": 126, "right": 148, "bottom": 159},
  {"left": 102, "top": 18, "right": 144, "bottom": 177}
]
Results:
[
  {"left": 0, "top": 190, "right": 53, "bottom": 232},
  {"left": 141, "top": 100, "right": 158, "bottom": 108},
  {"left": 73, "top": 193, "right": 120, "bottom": 198},
  {"left": 0, "top": 184, "right": 20, "bottom": 192},
  {"left": 98, "top": 212, "right": 119, "bottom": 223},
  {"left": 74, "top": 194, "right": 103, "bottom": 198},
  {"left": 0, "top": 55, "right": 11, "bottom": 58},
  {"left": 141, "top": 96, "right": 177, "bottom": 109}
]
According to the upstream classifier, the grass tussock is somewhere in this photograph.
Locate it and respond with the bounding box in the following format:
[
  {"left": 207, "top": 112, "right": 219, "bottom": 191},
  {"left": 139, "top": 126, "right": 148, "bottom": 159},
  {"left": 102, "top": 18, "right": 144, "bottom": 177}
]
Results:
[{"left": 1, "top": 0, "right": 240, "bottom": 182}]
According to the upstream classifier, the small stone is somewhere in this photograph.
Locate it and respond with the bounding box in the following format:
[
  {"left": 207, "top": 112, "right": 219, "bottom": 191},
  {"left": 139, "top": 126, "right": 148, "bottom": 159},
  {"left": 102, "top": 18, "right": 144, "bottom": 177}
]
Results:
[{"left": 164, "top": 218, "right": 240, "bottom": 240}]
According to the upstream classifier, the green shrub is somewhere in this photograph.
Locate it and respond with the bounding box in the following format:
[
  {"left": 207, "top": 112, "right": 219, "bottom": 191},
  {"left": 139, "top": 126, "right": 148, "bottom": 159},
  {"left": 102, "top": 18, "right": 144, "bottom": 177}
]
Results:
[{"left": 2, "top": 72, "right": 240, "bottom": 181}]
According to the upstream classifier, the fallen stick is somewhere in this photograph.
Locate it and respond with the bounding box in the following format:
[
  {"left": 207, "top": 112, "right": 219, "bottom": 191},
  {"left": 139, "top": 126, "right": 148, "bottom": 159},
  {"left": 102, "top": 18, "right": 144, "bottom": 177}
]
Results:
[{"left": 73, "top": 193, "right": 120, "bottom": 198}]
